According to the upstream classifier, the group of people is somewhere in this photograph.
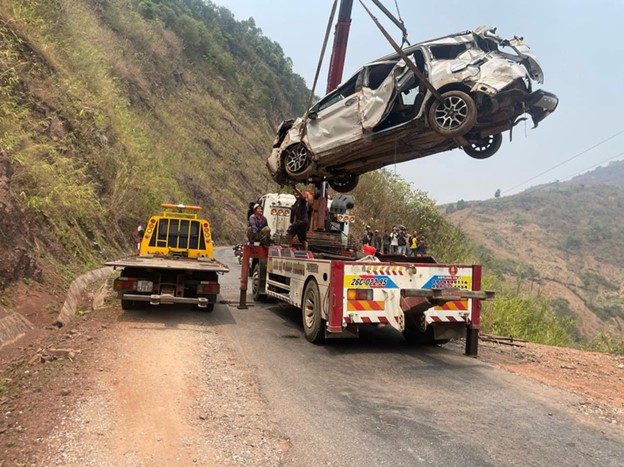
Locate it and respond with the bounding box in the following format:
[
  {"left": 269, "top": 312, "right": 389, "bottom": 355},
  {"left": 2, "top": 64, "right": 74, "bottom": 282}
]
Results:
[
  {"left": 247, "top": 186, "right": 310, "bottom": 249},
  {"left": 361, "top": 225, "right": 427, "bottom": 256},
  {"left": 247, "top": 185, "right": 427, "bottom": 257}
]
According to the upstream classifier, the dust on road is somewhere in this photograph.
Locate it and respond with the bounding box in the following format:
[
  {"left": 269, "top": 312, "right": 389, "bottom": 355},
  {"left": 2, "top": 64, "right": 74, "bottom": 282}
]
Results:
[{"left": 31, "top": 304, "right": 287, "bottom": 466}]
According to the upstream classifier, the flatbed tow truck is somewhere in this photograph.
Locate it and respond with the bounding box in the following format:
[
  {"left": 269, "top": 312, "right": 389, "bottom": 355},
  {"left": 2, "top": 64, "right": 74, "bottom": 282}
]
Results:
[
  {"left": 107, "top": 204, "right": 229, "bottom": 311},
  {"left": 238, "top": 0, "right": 494, "bottom": 355}
]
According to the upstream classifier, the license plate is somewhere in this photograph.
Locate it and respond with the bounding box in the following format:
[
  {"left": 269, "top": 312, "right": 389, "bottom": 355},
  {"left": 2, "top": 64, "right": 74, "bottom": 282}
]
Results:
[{"left": 136, "top": 280, "right": 153, "bottom": 293}]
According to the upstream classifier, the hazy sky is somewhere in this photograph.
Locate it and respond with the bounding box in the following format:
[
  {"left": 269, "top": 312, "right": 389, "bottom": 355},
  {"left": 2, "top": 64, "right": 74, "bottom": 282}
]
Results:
[{"left": 215, "top": 0, "right": 624, "bottom": 204}]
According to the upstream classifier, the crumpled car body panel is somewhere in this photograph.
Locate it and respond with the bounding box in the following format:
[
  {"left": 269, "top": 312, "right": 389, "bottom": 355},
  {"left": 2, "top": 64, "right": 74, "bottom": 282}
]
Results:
[{"left": 267, "top": 25, "right": 558, "bottom": 186}]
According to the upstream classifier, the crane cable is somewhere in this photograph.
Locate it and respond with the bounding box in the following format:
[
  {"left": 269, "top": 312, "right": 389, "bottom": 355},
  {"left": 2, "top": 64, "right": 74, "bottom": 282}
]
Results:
[
  {"left": 393, "top": 0, "right": 408, "bottom": 46},
  {"left": 300, "top": 0, "right": 338, "bottom": 140},
  {"left": 502, "top": 128, "right": 624, "bottom": 195}
]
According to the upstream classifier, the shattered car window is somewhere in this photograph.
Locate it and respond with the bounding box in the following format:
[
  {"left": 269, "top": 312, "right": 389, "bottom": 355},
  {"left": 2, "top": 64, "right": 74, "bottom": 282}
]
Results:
[
  {"left": 365, "top": 63, "right": 395, "bottom": 90},
  {"left": 316, "top": 74, "right": 358, "bottom": 111},
  {"left": 429, "top": 44, "right": 468, "bottom": 60}
]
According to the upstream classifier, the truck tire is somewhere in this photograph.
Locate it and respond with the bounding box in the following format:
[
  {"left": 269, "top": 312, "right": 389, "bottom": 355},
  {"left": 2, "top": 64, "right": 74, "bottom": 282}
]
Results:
[
  {"left": 204, "top": 303, "right": 215, "bottom": 312},
  {"left": 302, "top": 280, "right": 325, "bottom": 344},
  {"left": 121, "top": 299, "right": 135, "bottom": 311},
  {"left": 252, "top": 263, "right": 267, "bottom": 301},
  {"left": 403, "top": 326, "right": 450, "bottom": 346},
  {"left": 402, "top": 325, "right": 434, "bottom": 345}
]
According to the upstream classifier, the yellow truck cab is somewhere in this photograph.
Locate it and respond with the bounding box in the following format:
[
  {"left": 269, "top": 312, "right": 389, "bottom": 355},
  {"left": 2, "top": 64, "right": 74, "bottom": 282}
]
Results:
[
  {"left": 141, "top": 204, "right": 214, "bottom": 258},
  {"left": 106, "top": 203, "right": 229, "bottom": 311}
]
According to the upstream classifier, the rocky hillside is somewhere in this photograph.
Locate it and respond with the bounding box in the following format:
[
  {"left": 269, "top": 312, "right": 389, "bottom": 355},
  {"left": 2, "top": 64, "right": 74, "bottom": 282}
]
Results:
[
  {"left": 447, "top": 160, "right": 624, "bottom": 339},
  {"left": 0, "top": 0, "right": 307, "bottom": 293}
]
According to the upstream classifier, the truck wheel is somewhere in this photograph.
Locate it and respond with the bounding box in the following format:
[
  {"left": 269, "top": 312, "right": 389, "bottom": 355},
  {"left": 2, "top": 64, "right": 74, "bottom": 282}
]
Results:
[
  {"left": 402, "top": 325, "right": 435, "bottom": 345},
  {"left": 204, "top": 303, "right": 215, "bottom": 312},
  {"left": 302, "top": 280, "right": 325, "bottom": 344},
  {"left": 252, "top": 263, "right": 267, "bottom": 301},
  {"left": 121, "top": 299, "right": 135, "bottom": 311}
]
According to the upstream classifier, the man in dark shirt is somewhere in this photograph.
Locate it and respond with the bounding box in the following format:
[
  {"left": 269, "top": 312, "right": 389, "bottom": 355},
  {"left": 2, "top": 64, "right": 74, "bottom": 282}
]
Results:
[
  {"left": 287, "top": 187, "right": 309, "bottom": 250},
  {"left": 372, "top": 229, "right": 382, "bottom": 252},
  {"left": 247, "top": 203, "right": 271, "bottom": 246}
]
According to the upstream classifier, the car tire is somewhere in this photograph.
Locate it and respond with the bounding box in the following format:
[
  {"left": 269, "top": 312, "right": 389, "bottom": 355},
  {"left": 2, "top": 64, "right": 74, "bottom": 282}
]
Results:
[
  {"left": 428, "top": 90, "right": 477, "bottom": 137},
  {"left": 121, "top": 299, "right": 136, "bottom": 311},
  {"left": 328, "top": 173, "right": 359, "bottom": 192},
  {"left": 283, "top": 143, "right": 313, "bottom": 179},
  {"left": 463, "top": 133, "right": 503, "bottom": 159},
  {"left": 302, "top": 279, "right": 325, "bottom": 344}
]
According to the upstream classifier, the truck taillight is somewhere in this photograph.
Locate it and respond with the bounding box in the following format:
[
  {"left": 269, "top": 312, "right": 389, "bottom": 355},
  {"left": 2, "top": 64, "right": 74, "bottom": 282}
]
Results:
[
  {"left": 347, "top": 289, "right": 373, "bottom": 300},
  {"left": 114, "top": 278, "right": 137, "bottom": 291},
  {"left": 197, "top": 281, "right": 219, "bottom": 295}
]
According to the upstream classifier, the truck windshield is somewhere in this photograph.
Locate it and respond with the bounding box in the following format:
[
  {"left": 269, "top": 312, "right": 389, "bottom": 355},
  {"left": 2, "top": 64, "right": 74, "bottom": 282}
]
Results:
[{"left": 149, "top": 218, "right": 204, "bottom": 250}]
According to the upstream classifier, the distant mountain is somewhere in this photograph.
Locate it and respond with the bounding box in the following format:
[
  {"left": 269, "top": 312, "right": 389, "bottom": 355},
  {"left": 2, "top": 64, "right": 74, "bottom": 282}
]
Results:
[
  {"left": 446, "top": 161, "right": 624, "bottom": 338},
  {"left": 566, "top": 159, "right": 624, "bottom": 187}
]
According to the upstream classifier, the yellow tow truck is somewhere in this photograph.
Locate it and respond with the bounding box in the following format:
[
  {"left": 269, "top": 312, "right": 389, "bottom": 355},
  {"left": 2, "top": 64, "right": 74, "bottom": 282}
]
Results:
[{"left": 106, "top": 204, "right": 229, "bottom": 311}]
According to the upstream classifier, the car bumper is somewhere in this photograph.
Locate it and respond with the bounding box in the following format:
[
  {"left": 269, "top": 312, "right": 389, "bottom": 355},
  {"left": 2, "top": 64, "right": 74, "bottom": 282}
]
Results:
[
  {"left": 527, "top": 90, "right": 559, "bottom": 126},
  {"left": 120, "top": 293, "right": 215, "bottom": 308}
]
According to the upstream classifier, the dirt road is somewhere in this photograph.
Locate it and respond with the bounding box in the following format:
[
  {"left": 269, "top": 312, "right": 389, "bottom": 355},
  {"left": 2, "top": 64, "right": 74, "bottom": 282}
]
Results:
[
  {"left": 0, "top": 247, "right": 623, "bottom": 465},
  {"left": 1, "top": 301, "right": 287, "bottom": 465}
]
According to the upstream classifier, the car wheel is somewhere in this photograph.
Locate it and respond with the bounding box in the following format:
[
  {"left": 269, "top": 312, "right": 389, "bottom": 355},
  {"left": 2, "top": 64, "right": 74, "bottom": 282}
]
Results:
[
  {"left": 283, "top": 143, "right": 312, "bottom": 178},
  {"left": 328, "top": 173, "right": 359, "bottom": 192},
  {"left": 463, "top": 133, "right": 503, "bottom": 159},
  {"left": 428, "top": 90, "right": 477, "bottom": 137}
]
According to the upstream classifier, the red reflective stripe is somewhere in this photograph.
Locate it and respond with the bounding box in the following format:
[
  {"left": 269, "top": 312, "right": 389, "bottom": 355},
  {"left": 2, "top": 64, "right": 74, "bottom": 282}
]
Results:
[
  {"left": 369, "top": 301, "right": 384, "bottom": 311},
  {"left": 361, "top": 317, "right": 372, "bottom": 323},
  {"left": 472, "top": 265, "right": 482, "bottom": 328},
  {"left": 328, "top": 262, "right": 344, "bottom": 333},
  {"left": 347, "top": 300, "right": 366, "bottom": 311},
  {"left": 378, "top": 316, "right": 389, "bottom": 324}
]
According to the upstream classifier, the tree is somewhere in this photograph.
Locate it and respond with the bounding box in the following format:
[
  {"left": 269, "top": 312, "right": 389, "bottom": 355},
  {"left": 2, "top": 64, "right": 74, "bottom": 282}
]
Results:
[{"left": 494, "top": 188, "right": 501, "bottom": 198}]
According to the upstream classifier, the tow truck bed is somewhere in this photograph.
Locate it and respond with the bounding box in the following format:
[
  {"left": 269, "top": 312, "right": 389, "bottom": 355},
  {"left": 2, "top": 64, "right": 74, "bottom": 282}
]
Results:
[{"left": 106, "top": 255, "right": 229, "bottom": 273}]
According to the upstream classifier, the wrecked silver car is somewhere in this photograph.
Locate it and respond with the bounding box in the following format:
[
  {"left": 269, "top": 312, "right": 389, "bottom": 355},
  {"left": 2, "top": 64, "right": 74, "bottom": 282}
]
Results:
[{"left": 267, "top": 26, "right": 558, "bottom": 192}]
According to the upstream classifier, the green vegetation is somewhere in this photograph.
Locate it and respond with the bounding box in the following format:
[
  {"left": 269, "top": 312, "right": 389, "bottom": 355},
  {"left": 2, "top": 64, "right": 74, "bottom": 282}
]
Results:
[
  {"left": 0, "top": 376, "right": 8, "bottom": 394},
  {"left": 351, "top": 170, "right": 472, "bottom": 263},
  {"left": 1, "top": 0, "right": 306, "bottom": 285},
  {"left": 481, "top": 277, "right": 579, "bottom": 347},
  {"left": 583, "top": 332, "right": 624, "bottom": 355}
]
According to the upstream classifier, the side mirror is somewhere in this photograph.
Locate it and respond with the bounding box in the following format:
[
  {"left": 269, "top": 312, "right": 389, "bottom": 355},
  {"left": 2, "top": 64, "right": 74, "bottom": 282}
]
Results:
[{"left": 307, "top": 111, "right": 318, "bottom": 120}]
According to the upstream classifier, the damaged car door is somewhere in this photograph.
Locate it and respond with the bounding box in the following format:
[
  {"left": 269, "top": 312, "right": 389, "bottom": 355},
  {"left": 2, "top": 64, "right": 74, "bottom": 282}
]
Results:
[{"left": 306, "top": 73, "right": 362, "bottom": 156}]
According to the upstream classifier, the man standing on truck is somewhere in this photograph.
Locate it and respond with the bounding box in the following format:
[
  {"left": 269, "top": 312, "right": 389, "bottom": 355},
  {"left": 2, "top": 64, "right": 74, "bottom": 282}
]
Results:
[
  {"left": 247, "top": 204, "right": 271, "bottom": 247},
  {"left": 287, "top": 187, "right": 309, "bottom": 250}
]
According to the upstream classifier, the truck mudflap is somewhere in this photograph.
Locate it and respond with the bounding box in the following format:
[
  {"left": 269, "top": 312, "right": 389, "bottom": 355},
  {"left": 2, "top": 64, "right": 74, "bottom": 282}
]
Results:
[{"left": 121, "top": 293, "right": 215, "bottom": 308}]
